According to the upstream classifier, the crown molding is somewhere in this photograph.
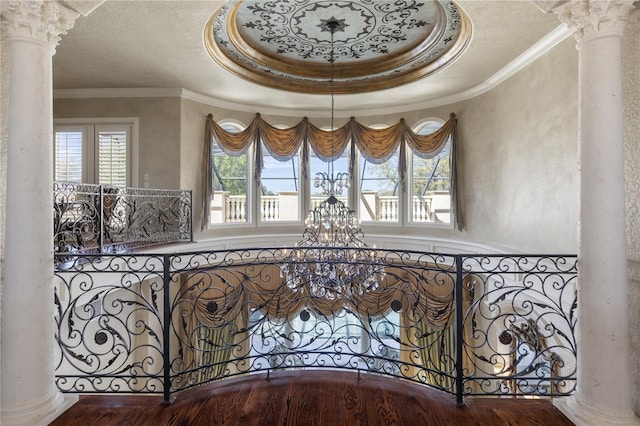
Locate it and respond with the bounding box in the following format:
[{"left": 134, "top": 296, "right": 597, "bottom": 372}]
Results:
[
  {"left": 59, "top": 0, "right": 106, "bottom": 17},
  {"left": 179, "top": 89, "right": 267, "bottom": 113},
  {"left": 53, "top": 24, "right": 574, "bottom": 117},
  {"left": 53, "top": 87, "right": 184, "bottom": 99}
]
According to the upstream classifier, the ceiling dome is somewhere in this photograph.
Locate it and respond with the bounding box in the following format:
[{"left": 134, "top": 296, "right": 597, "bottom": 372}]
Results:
[{"left": 205, "top": 0, "right": 472, "bottom": 94}]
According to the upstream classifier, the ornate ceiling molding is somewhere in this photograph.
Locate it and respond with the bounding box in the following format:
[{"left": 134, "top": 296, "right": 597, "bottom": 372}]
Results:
[{"left": 204, "top": 0, "right": 472, "bottom": 94}]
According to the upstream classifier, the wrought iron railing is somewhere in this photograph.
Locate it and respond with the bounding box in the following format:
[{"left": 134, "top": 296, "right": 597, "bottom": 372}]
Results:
[
  {"left": 53, "top": 249, "right": 577, "bottom": 404},
  {"left": 54, "top": 182, "right": 192, "bottom": 259}
]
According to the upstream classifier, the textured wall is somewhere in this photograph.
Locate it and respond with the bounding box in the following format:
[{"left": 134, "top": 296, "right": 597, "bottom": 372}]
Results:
[
  {"left": 53, "top": 97, "right": 182, "bottom": 190},
  {"left": 453, "top": 37, "right": 579, "bottom": 253},
  {"left": 622, "top": 9, "right": 640, "bottom": 415}
]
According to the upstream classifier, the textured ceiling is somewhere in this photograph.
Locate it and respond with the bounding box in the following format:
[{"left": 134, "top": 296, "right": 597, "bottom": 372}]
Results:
[{"left": 52, "top": 0, "right": 562, "bottom": 115}]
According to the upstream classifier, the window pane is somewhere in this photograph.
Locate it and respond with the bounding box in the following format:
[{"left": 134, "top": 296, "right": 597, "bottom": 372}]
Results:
[
  {"left": 359, "top": 149, "right": 399, "bottom": 222},
  {"left": 260, "top": 144, "right": 300, "bottom": 222},
  {"left": 54, "top": 131, "right": 83, "bottom": 182},
  {"left": 210, "top": 129, "right": 248, "bottom": 224},
  {"left": 98, "top": 130, "right": 128, "bottom": 187},
  {"left": 309, "top": 149, "right": 350, "bottom": 209},
  {"left": 411, "top": 122, "right": 451, "bottom": 224}
]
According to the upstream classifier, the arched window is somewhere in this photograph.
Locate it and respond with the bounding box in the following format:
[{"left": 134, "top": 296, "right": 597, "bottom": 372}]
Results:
[
  {"left": 409, "top": 120, "right": 452, "bottom": 225},
  {"left": 358, "top": 133, "right": 400, "bottom": 223},
  {"left": 209, "top": 122, "right": 250, "bottom": 224}
]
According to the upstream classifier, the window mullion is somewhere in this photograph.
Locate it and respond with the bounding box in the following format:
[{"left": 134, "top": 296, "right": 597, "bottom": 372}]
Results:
[{"left": 87, "top": 125, "right": 96, "bottom": 184}]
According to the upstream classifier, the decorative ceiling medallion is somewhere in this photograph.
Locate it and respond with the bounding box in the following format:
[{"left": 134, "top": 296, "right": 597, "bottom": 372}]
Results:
[{"left": 204, "top": 0, "right": 472, "bottom": 94}]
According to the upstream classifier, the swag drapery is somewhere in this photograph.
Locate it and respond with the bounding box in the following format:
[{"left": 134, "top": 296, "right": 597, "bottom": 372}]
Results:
[
  {"left": 201, "top": 113, "right": 462, "bottom": 230},
  {"left": 174, "top": 264, "right": 455, "bottom": 386}
]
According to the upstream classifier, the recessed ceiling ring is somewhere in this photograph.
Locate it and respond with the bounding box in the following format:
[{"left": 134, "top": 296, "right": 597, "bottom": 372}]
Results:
[{"left": 204, "top": 0, "right": 472, "bottom": 94}]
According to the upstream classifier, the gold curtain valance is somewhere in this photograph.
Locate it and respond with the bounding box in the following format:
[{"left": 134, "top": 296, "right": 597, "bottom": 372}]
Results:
[{"left": 205, "top": 113, "right": 456, "bottom": 163}]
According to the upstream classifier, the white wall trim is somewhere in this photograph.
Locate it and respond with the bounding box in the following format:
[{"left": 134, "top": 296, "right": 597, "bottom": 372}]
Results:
[
  {"left": 53, "top": 87, "right": 183, "bottom": 99},
  {"left": 179, "top": 89, "right": 262, "bottom": 112},
  {"left": 52, "top": 24, "right": 575, "bottom": 117},
  {"left": 144, "top": 233, "right": 554, "bottom": 257}
]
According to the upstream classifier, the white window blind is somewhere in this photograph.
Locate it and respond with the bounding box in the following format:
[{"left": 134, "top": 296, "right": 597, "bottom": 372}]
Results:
[
  {"left": 98, "top": 128, "right": 128, "bottom": 187},
  {"left": 54, "top": 131, "right": 84, "bottom": 182}
]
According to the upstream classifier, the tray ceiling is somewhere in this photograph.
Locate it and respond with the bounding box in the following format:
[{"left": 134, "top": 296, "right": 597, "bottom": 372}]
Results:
[{"left": 52, "top": 0, "right": 564, "bottom": 115}]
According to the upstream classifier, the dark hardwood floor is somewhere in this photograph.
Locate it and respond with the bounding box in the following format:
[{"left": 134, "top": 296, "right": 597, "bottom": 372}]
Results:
[{"left": 50, "top": 371, "right": 574, "bottom": 426}]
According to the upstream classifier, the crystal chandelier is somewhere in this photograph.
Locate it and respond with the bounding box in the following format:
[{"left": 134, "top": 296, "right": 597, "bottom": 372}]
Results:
[{"left": 280, "top": 18, "right": 386, "bottom": 300}]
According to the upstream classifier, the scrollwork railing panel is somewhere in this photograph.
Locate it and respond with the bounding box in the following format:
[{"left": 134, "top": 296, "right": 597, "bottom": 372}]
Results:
[
  {"left": 106, "top": 187, "right": 192, "bottom": 252},
  {"left": 460, "top": 255, "right": 577, "bottom": 397},
  {"left": 54, "top": 182, "right": 192, "bottom": 262},
  {"left": 54, "top": 254, "right": 167, "bottom": 394},
  {"left": 54, "top": 182, "right": 103, "bottom": 256}
]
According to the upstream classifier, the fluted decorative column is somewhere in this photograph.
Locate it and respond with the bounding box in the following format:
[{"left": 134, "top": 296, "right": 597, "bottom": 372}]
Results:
[
  {"left": 535, "top": 1, "right": 639, "bottom": 424},
  {"left": 0, "top": 2, "right": 79, "bottom": 425}
]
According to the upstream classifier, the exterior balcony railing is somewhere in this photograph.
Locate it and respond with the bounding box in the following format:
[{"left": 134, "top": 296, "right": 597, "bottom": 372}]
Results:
[
  {"left": 53, "top": 249, "right": 577, "bottom": 404},
  {"left": 210, "top": 191, "right": 450, "bottom": 224},
  {"left": 54, "top": 182, "right": 192, "bottom": 260}
]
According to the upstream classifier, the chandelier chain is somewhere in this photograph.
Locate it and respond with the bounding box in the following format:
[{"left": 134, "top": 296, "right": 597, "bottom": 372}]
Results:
[{"left": 330, "top": 22, "right": 335, "bottom": 179}]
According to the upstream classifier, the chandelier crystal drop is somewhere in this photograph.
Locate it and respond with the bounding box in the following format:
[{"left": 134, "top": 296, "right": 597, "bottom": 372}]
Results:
[{"left": 280, "top": 18, "right": 386, "bottom": 300}]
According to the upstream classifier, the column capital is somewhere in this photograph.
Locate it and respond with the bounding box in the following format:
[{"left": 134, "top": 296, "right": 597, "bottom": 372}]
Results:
[
  {"left": 0, "top": 1, "right": 80, "bottom": 54},
  {"left": 533, "top": 0, "right": 636, "bottom": 41}
]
